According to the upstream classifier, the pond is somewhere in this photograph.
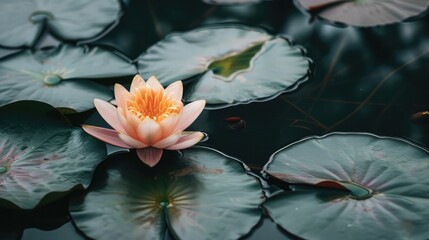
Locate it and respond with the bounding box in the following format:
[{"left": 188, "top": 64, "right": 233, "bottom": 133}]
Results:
[{"left": 1, "top": 0, "right": 429, "bottom": 239}]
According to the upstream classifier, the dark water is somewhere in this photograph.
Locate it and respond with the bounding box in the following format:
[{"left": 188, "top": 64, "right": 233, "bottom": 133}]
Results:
[{"left": 1, "top": 0, "right": 429, "bottom": 239}]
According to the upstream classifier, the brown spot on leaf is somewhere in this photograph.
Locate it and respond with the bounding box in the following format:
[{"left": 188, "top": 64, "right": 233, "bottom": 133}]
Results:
[{"left": 316, "top": 180, "right": 348, "bottom": 191}]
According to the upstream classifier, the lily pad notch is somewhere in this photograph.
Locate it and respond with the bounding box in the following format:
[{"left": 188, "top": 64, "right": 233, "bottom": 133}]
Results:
[
  {"left": 294, "top": 0, "right": 429, "bottom": 27},
  {"left": 0, "top": 44, "right": 137, "bottom": 112},
  {"left": 262, "top": 132, "right": 429, "bottom": 240},
  {"left": 70, "top": 147, "right": 264, "bottom": 240},
  {"left": 138, "top": 25, "right": 313, "bottom": 109},
  {"left": 0, "top": 101, "right": 107, "bottom": 209},
  {"left": 0, "top": 0, "right": 123, "bottom": 48}
]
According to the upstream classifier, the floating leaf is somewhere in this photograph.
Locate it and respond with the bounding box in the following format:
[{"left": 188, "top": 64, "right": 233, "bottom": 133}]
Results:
[
  {"left": 70, "top": 147, "right": 262, "bottom": 240},
  {"left": 138, "top": 25, "right": 312, "bottom": 108},
  {"left": 262, "top": 132, "right": 429, "bottom": 240},
  {"left": 0, "top": 101, "right": 107, "bottom": 209},
  {"left": 0, "top": 0, "right": 121, "bottom": 48},
  {"left": 0, "top": 45, "right": 136, "bottom": 112},
  {"left": 295, "top": 0, "right": 429, "bottom": 27}
]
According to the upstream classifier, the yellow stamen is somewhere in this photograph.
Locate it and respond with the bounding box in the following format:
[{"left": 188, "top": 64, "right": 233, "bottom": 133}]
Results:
[{"left": 127, "top": 86, "right": 181, "bottom": 122}]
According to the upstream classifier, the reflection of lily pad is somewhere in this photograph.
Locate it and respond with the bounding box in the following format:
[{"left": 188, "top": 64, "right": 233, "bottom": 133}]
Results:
[
  {"left": 262, "top": 132, "right": 429, "bottom": 240},
  {"left": 295, "top": 0, "right": 429, "bottom": 27},
  {"left": 70, "top": 147, "right": 262, "bottom": 240},
  {"left": 0, "top": 101, "right": 107, "bottom": 209},
  {"left": 138, "top": 25, "right": 312, "bottom": 108},
  {"left": 0, "top": 45, "right": 136, "bottom": 112},
  {"left": 0, "top": 0, "right": 121, "bottom": 48}
]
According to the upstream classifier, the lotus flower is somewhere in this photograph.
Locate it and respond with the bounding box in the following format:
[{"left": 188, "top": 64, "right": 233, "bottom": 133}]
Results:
[{"left": 82, "top": 75, "right": 206, "bottom": 167}]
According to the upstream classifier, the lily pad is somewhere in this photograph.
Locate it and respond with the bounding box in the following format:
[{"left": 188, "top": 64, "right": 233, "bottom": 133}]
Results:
[
  {"left": 138, "top": 25, "right": 312, "bottom": 108},
  {"left": 0, "top": 45, "right": 136, "bottom": 112},
  {"left": 70, "top": 147, "right": 262, "bottom": 240},
  {"left": 0, "top": 101, "right": 107, "bottom": 209},
  {"left": 295, "top": 0, "right": 429, "bottom": 27},
  {"left": 0, "top": 0, "right": 121, "bottom": 48},
  {"left": 262, "top": 132, "right": 429, "bottom": 240}
]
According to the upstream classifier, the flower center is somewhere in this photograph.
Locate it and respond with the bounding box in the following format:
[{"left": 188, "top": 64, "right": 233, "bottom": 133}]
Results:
[{"left": 127, "top": 87, "right": 181, "bottom": 122}]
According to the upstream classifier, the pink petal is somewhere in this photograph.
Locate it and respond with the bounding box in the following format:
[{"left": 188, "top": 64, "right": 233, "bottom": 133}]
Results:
[
  {"left": 118, "top": 133, "right": 148, "bottom": 148},
  {"left": 166, "top": 132, "right": 204, "bottom": 150},
  {"left": 82, "top": 125, "right": 130, "bottom": 148},
  {"left": 137, "top": 117, "right": 163, "bottom": 145},
  {"left": 146, "top": 76, "right": 164, "bottom": 91},
  {"left": 165, "top": 81, "right": 183, "bottom": 101},
  {"left": 136, "top": 148, "right": 163, "bottom": 167},
  {"left": 126, "top": 109, "right": 143, "bottom": 131},
  {"left": 158, "top": 114, "right": 180, "bottom": 138},
  {"left": 117, "top": 107, "right": 139, "bottom": 138},
  {"left": 114, "top": 84, "right": 131, "bottom": 109},
  {"left": 174, "top": 100, "right": 206, "bottom": 132},
  {"left": 94, "top": 99, "right": 126, "bottom": 133},
  {"left": 131, "top": 75, "right": 145, "bottom": 93},
  {"left": 153, "top": 133, "right": 181, "bottom": 149}
]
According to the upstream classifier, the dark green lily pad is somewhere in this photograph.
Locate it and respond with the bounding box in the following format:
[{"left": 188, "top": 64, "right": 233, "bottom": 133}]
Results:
[
  {"left": 138, "top": 25, "right": 312, "bottom": 108},
  {"left": 262, "top": 132, "right": 429, "bottom": 240},
  {"left": 0, "top": 101, "right": 107, "bottom": 209},
  {"left": 0, "top": 0, "right": 121, "bottom": 48},
  {"left": 296, "top": 0, "right": 429, "bottom": 27},
  {"left": 70, "top": 147, "right": 262, "bottom": 240},
  {"left": 0, "top": 45, "right": 136, "bottom": 112}
]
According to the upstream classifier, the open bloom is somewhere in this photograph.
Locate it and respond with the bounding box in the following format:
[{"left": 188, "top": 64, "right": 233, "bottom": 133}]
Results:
[{"left": 82, "top": 75, "right": 206, "bottom": 167}]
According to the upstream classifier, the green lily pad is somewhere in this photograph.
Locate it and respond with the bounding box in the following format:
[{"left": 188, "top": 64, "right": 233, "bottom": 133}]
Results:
[
  {"left": 138, "top": 25, "right": 312, "bottom": 108},
  {"left": 70, "top": 147, "right": 262, "bottom": 240},
  {"left": 295, "top": 0, "right": 429, "bottom": 27},
  {"left": 0, "top": 45, "right": 136, "bottom": 112},
  {"left": 262, "top": 132, "right": 429, "bottom": 240},
  {"left": 0, "top": 101, "right": 107, "bottom": 209},
  {"left": 0, "top": 0, "right": 121, "bottom": 48}
]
